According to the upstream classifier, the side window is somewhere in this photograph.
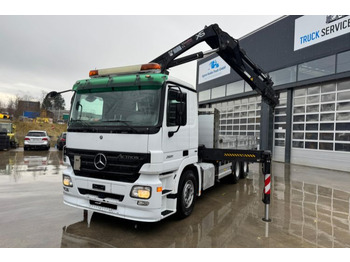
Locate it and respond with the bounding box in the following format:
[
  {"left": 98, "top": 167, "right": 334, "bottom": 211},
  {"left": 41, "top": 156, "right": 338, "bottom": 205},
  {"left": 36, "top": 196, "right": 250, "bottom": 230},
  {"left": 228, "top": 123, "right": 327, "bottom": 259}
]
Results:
[{"left": 167, "top": 88, "right": 187, "bottom": 127}]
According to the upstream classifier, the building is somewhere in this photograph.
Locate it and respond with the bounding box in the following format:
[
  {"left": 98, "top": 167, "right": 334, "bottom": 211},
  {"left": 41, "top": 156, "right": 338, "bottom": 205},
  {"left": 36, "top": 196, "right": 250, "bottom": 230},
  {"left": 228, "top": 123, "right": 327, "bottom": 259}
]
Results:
[
  {"left": 17, "top": 100, "right": 40, "bottom": 119},
  {"left": 196, "top": 15, "right": 350, "bottom": 172}
]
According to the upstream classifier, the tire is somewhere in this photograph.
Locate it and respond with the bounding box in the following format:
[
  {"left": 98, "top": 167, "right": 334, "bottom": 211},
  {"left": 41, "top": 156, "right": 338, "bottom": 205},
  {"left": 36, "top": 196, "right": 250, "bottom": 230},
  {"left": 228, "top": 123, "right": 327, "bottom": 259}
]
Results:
[
  {"left": 226, "top": 162, "right": 240, "bottom": 184},
  {"left": 177, "top": 170, "right": 197, "bottom": 219},
  {"left": 240, "top": 161, "right": 249, "bottom": 179}
]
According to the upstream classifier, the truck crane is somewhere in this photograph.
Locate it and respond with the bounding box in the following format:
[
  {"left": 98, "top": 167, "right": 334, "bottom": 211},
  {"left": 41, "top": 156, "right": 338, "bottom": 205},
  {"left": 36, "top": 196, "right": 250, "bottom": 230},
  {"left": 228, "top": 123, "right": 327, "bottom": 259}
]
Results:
[
  {"left": 151, "top": 23, "right": 278, "bottom": 108},
  {"left": 57, "top": 24, "right": 278, "bottom": 222}
]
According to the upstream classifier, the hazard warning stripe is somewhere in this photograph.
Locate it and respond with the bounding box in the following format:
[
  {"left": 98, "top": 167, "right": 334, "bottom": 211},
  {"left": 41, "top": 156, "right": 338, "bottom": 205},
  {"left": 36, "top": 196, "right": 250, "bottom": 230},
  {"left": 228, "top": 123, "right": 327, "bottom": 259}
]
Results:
[
  {"left": 264, "top": 174, "right": 271, "bottom": 194},
  {"left": 223, "top": 153, "right": 256, "bottom": 158}
]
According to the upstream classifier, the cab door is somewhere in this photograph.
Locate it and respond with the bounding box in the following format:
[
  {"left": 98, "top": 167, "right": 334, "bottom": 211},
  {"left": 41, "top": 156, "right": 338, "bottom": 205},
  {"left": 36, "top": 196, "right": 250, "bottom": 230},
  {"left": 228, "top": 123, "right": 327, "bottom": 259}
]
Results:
[{"left": 161, "top": 84, "right": 190, "bottom": 171}]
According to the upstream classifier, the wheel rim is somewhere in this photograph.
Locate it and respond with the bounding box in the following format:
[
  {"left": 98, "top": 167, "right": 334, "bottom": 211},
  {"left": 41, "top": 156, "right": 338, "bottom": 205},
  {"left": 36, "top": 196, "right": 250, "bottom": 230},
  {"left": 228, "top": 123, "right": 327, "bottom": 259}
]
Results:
[
  {"left": 183, "top": 180, "right": 194, "bottom": 208},
  {"left": 235, "top": 162, "right": 240, "bottom": 179}
]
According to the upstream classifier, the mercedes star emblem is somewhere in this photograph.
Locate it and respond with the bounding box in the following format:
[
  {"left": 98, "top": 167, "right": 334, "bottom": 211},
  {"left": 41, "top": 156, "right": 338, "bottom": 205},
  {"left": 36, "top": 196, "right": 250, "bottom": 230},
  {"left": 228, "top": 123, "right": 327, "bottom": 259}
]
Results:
[{"left": 94, "top": 153, "right": 107, "bottom": 170}]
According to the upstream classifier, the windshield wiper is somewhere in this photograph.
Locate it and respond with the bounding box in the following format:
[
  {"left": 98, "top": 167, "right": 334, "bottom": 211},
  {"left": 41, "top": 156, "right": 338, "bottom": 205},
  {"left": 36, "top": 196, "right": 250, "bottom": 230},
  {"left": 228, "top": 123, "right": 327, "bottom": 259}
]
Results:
[
  {"left": 69, "top": 119, "right": 91, "bottom": 127},
  {"left": 102, "top": 120, "right": 139, "bottom": 133}
]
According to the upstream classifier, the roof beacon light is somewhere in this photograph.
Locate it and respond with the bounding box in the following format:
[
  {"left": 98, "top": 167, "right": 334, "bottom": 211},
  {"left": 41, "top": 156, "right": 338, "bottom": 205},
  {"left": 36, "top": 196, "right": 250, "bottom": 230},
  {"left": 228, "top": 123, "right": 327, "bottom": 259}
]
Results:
[
  {"left": 89, "top": 70, "right": 98, "bottom": 77},
  {"left": 89, "top": 63, "right": 161, "bottom": 78},
  {"left": 141, "top": 63, "right": 161, "bottom": 71}
]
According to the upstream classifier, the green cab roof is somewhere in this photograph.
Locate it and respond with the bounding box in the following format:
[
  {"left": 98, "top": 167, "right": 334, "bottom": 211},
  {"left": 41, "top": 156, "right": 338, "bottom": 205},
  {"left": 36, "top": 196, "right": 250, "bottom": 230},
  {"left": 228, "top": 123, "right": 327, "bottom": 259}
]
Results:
[{"left": 73, "top": 73, "right": 168, "bottom": 92}]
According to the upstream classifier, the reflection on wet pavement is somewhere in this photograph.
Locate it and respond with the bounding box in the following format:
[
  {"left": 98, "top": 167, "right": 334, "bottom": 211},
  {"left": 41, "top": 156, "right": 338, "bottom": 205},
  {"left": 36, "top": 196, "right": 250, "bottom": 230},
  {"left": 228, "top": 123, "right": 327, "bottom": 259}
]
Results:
[
  {"left": 1, "top": 149, "right": 350, "bottom": 248},
  {"left": 61, "top": 162, "right": 350, "bottom": 248},
  {"left": 272, "top": 163, "right": 350, "bottom": 248},
  {"left": 0, "top": 149, "right": 64, "bottom": 182}
]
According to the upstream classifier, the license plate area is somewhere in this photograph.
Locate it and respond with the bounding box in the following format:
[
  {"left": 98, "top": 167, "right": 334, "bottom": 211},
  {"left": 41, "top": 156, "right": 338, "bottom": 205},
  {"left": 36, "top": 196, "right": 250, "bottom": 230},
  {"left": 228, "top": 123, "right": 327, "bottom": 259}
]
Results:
[
  {"left": 92, "top": 184, "right": 105, "bottom": 191},
  {"left": 89, "top": 200, "right": 117, "bottom": 210}
]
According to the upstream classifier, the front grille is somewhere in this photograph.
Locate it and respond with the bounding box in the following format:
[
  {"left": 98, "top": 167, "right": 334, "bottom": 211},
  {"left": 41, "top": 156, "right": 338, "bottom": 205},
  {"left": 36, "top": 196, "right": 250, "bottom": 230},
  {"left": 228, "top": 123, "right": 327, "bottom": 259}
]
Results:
[{"left": 67, "top": 148, "right": 150, "bottom": 183}]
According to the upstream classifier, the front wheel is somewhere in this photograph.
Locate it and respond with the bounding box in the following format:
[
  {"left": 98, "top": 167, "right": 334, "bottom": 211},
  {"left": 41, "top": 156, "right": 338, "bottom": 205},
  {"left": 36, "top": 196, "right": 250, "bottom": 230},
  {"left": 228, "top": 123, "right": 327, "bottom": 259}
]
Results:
[{"left": 177, "top": 170, "right": 197, "bottom": 219}]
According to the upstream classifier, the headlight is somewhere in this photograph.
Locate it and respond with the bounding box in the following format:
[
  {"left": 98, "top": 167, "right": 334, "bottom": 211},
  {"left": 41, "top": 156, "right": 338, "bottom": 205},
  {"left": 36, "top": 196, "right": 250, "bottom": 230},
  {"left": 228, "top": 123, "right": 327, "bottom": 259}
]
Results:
[
  {"left": 63, "top": 175, "right": 73, "bottom": 187},
  {"left": 130, "top": 186, "right": 151, "bottom": 199}
]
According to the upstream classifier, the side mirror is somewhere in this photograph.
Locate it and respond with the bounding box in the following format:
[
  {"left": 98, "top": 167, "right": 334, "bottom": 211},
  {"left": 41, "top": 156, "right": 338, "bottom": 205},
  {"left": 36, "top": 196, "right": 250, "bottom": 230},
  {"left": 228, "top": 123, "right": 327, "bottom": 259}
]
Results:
[
  {"left": 45, "top": 89, "right": 74, "bottom": 102},
  {"left": 47, "top": 91, "right": 59, "bottom": 98}
]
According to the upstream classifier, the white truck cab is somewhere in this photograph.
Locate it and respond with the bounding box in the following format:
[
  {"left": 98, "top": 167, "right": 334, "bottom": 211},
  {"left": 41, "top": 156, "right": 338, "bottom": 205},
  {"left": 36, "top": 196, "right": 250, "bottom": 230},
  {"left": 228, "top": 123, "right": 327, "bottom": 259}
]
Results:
[{"left": 63, "top": 66, "right": 202, "bottom": 221}]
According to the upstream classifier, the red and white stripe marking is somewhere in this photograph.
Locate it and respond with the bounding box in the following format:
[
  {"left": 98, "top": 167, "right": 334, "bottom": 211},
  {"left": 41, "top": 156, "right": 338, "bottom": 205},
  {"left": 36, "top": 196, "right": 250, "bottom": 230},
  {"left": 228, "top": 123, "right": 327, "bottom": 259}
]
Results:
[{"left": 264, "top": 174, "right": 271, "bottom": 194}]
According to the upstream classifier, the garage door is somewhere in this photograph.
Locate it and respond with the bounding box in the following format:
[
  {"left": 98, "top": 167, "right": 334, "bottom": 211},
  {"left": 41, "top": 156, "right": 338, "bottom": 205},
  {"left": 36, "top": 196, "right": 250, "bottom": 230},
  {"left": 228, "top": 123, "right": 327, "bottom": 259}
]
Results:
[
  {"left": 290, "top": 80, "right": 350, "bottom": 172},
  {"left": 273, "top": 92, "right": 287, "bottom": 162}
]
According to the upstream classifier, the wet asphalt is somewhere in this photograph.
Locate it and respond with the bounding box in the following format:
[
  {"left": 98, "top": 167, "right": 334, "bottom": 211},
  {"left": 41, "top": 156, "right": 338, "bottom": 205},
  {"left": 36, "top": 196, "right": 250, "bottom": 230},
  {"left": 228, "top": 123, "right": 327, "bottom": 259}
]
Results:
[{"left": 1, "top": 148, "right": 350, "bottom": 248}]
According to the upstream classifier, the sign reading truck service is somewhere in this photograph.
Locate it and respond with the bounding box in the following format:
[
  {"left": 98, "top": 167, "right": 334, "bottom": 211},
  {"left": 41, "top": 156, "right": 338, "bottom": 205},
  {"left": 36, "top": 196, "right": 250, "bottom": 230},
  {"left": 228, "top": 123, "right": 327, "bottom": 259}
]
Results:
[
  {"left": 294, "top": 15, "right": 350, "bottom": 51},
  {"left": 198, "top": 57, "right": 230, "bottom": 84}
]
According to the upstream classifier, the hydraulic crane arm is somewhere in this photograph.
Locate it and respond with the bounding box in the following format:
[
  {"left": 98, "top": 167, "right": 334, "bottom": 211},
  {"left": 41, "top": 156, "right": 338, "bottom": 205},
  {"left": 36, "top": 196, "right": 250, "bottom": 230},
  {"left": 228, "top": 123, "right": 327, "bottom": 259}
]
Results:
[{"left": 150, "top": 24, "right": 279, "bottom": 108}]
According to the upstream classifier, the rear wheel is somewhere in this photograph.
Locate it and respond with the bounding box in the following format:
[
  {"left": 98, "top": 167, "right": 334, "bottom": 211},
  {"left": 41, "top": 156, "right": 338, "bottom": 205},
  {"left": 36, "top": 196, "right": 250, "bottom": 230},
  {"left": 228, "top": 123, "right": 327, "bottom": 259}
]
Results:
[
  {"left": 226, "top": 162, "right": 240, "bottom": 184},
  {"left": 240, "top": 161, "right": 249, "bottom": 179},
  {"left": 177, "top": 170, "right": 197, "bottom": 219}
]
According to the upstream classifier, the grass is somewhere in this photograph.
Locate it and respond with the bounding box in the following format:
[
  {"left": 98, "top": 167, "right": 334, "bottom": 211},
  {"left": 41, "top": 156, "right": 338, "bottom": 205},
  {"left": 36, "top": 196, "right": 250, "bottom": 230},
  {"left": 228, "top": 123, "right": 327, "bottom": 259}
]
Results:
[{"left": 14, "top": 121, "right": 67, "bottom": 147}]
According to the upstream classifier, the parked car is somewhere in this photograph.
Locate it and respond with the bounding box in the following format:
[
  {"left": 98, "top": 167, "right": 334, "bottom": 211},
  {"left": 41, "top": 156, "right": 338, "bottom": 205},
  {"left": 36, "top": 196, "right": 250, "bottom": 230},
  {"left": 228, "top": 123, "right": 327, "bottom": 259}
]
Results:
[
  {"left": 24, "top": 130, "right": 50, "bottom": 151},
  {"left": 57, "top": 132, "right": 66, "bottom": 150}
]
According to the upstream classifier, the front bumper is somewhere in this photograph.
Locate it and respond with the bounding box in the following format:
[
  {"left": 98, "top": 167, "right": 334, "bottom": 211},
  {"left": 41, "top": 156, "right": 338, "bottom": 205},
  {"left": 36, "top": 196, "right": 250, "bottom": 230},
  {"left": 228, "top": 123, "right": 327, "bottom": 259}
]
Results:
[{"left": 62, "top": 168, "right": 164, "bottom": 222}]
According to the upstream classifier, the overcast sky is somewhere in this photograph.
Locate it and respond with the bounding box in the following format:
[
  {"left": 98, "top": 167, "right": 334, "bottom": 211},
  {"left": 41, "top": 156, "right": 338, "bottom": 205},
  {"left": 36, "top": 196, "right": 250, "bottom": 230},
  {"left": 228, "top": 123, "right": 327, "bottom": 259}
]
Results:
[{"left": 0, "top": 15, "right": 284, "bottom": 109}]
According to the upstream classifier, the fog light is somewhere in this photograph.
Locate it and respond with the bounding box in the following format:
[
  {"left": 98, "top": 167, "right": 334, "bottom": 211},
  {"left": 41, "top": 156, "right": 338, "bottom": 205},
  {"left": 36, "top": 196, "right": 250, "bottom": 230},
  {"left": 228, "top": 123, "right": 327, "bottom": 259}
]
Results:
[
  {"left": 137, "top": 200, "right": 149, "bottom": 206},
  {"left": 63, "top": 175, "right": 73, "bottom": 187},
  {"left": 130, "top": 186, "right": 151, "bottom": 199}
]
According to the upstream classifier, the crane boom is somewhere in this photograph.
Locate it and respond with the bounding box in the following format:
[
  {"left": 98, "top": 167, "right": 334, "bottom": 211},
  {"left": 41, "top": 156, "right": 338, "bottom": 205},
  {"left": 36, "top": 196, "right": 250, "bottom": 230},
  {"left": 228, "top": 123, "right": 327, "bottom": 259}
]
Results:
[{"left": 151, "top": 24, "right": 279, "bottom": 108}]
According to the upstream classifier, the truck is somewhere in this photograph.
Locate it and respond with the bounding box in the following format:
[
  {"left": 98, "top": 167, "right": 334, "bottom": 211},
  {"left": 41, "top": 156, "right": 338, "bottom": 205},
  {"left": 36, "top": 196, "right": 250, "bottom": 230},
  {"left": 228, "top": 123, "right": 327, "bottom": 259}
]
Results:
[
  {"left": 0, "top": 112, "right": 10, "bottom": 119},
  {"left": 0, "top": 119, "right": 18, "bottom": 150},
  {"left": 52, "top": 24, "right": 279, "bottom": 222}
]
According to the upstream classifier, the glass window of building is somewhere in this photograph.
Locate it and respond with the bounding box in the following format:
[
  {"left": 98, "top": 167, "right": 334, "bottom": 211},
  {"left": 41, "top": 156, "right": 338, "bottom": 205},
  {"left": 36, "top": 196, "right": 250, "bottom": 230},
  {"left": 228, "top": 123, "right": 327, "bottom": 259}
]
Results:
[
  {"left": 337, "top": 50, "right": 350, "bottom": 73},
  {"left": 211, "top": 85, "right": 226, "bottom": 99},
  {"left": 226, "top": 81, "right": 244, "bottom": 96},
  {"left": 198, "top": 89, "right": 211, "bottom": 102},
  {"left": 297, "top": 55, "right": 336, "bottom": 81},
  {"left": 270, "top": 66, "right": 297, "bottom": 86}
]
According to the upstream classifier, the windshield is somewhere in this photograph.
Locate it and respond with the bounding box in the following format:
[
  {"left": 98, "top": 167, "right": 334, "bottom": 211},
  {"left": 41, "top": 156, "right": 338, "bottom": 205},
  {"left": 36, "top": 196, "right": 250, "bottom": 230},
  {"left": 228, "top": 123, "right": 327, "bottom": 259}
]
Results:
[
  {"left": 0, "top": 123, "right": 12, "bottom": 133},
  {"left": 69, "top": 86, "right": 162, "bottom": 132},
  {"left": 27, "top": 132, "right": 46, "bottom": 137}
]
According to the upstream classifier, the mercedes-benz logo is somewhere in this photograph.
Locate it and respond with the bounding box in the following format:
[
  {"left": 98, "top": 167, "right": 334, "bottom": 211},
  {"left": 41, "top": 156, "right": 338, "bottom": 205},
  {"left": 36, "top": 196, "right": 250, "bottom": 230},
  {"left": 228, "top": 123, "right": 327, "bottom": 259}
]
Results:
[{"left": 94, "top": 153, "right": 107, "bottom": 170}]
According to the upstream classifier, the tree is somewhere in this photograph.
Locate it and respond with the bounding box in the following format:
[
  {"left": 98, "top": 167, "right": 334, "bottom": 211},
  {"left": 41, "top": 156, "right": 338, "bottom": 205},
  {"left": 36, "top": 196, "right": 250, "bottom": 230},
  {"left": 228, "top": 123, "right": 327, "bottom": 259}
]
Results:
[
  {"left": 42, "top": 94, "right": 53, "bottom": 110},
  {"left": 6, "top": 98, "right": 17, "bottom": 116},
  {"left": 53, "top": 94, "right": 65, "bottom": 110}
]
